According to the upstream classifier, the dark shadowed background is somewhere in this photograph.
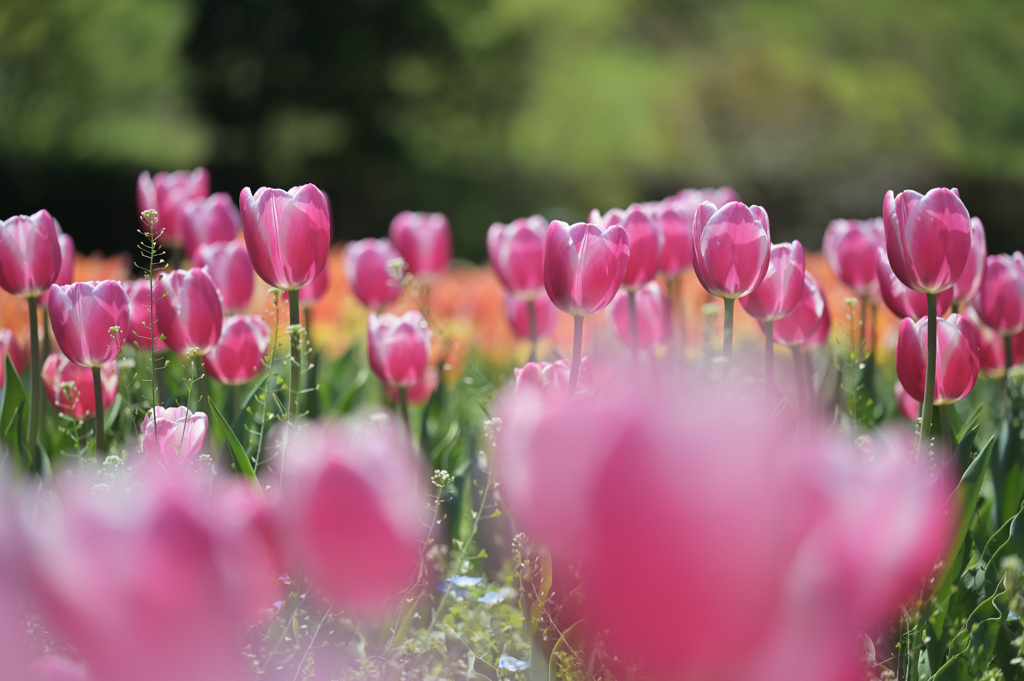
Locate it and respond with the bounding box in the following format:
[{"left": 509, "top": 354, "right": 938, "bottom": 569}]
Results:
[{"left": 2, "top": 0, "right": 1023, "bottom": 259}]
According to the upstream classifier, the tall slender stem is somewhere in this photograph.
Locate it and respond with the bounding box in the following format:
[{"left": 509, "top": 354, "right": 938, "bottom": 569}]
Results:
[
  {"left": 41, "top": 308, "right": 51, "bottom": 359},
  {"left": 858, "top": 295, "right": 868, "bottom": 360},
  {"left": 526, "top": 298, "right": 538, "bottom": 363},
  {"left": 193, "top": 354, "right": 209, "bottom": 411},
  {"left": 92, "top": 366, "right": 105, "bottom": 459},
  {"left": 920, "top": 293, "right": 938, "bottom": 450},
  {"left": 27, "top": 296, "right": 41, "bottom": 466},
  {"left": 723, "top": 298, "right": 735, "bottom": 360},
  {"left": 628, "top": 289, "right": 639, "bottom": 363},
  {"left": 288, "top": 290, "right": 302, "bottom": 422},
  {"left": 764, "top": 321, "right": 774, "bottom": 392},
  {"left": 567, "top": 315, "right": 584, "bottom": 400},
  {"left": 304, "top": 306, "right": 313, "bottom": 345}
]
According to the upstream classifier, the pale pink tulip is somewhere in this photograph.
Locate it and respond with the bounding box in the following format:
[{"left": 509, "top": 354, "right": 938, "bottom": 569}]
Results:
[
  {"left": 882, "top": 187, "right": 971, "bottom": 294},
  {"left": 692, "top": 201, "right": 771, "bottom": 299},
  {"left": 822, "top": 217, "right": 884, "bottom": 299},
  {"left": 137, "top": 167, "right": 211, "bottom": 248},
  {"left": 345, "top": 238, "right": 403, "bottom": 309},
  {"left": 367, "top": 311, "right": 432, "bottom": 388},
  {"left": 740, "top": 241, "right": 805, "bottom": 322},
  {"left": 181, "top": 192, "right": 242, "bottom": 258},
  {"left": 602, "top": 205, "right": 662, "bottom": 289},
  {"left": 896, "top": 314, "right": 981, "bottom": 404},
  {"left": 542, "top": 220, "right": 630, "bottom": 316},
  {"left": 504, "top": 291, "right": 557, "bottom": 341},
  {"left": 47, "top": 281, "right": 130, "bottom": 367},
  {"left": 0, "top": 210, "right": 63, "bottom": 298},
  {"left": 651, "top": 202, "right": 694, "bottom": 276},
  {"left": 388, "top": 210, "right": 452, "bottom": 277},
  {"left": 42, "top": 354, "right": 117, "bottom": 419},
  {"left": 154, "top": 268, "right": 224, "bottom": 355},
  {"left": 770, "top": 272, "right": 827, "bottom": 348},
  {"left": 607, "top": 282, "right": 671, "bottom": 350},
  {"left": 194, "top": 241, "right": 254, "bottom": 314},
  {"left": 513, "top": 357, "right": 591, "bottom": 399},
  {"left": 141, "top": 406, "right": 208, "bottom": 465},
  {"left": 204, "top": 315, "right": 270, "bottom": 385},
  {"left": 952, "top": 217, "right": 987, "bottom": 305},
  {"left": 487, "top": 215, "right": 546, "bottom": 296}
]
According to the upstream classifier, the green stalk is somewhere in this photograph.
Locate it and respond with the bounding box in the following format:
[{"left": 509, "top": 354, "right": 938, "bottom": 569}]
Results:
[
  {"left": 526, "top": 298, "right": 538, "bottom": 363},
  {"left": 567, "top": 315, "right": 584, "bottom": 400},
  {"left": 869, "top": 302, "right": 878, "bottom": 357},
  {"left": 859, "top": 295, "right": 868, "bottom": 360},
  {"left": 41, "top": 308, "right": 51, "bottom": 358},
  {"left": 288, "top": 291, "right": 302, "bottom": 422},
  {"left": 920, "top": 293, "right": 938, "bottom": 450},
  {"left": 26, "top": 296, "right": 41, "bottom": 466},
  {"left": 723, "top": 298, "right": 735, "bottom": 360},
  {"left": 193, "top": 353, "right": 209, "bottom": 411},
  {"left": 92, "top": 366, "right": 105, "bottom": 459}
]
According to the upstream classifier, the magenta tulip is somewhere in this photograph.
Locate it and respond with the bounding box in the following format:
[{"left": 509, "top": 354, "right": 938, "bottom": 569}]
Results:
[
  {"left": 0, "top": 330, "right": 24, "bottom": 388},
  {"left": 771, "top": 272, "right": 827, "bottom": 348},
  {"left": 542, "top": 220, "right": 630, "bottom": 317},
  {"left": 896, "top": 314, "right": 981, "bottom": 404},
  {"left": 345, "top": 238, "right": 404, "bottom": 309},
  {"left": 367, "top": 311, "right": 432, "bottom": 388},
  {"left": 651, "top": 202, "right": 694, "bottom": 276},
  {"left": 487, "top": 215, "right": 547, "bottom": 296},
  {"left": 603, "top": 205, "right": 662, "bottom": 289},
  {"left": 181, "top": 192, "right": 242, "bottom": 258},
  {"left": 822, "top": 218, "right": 884, "bottom": 299},
  {"left": 204, "top": 315, "right": 270, "bottom": 385},
  {"left": 607, "top": 282, "right": 671, "bottom": 350},
  {"left": 193, "top": 241, "right": 254, "bottom": 314},
  {"left": 124, "top": 279, "right": 165, "bottom": 351},
  {"left": 239, "top": 184, "right": 331, "bottom": 291},
  {"left": 882, "top": 188, "right": 971, "bottom": 294},
  {"left": 692, "top": 201, "right": 771, "bottom": 300},
  {"left": 154, "top": 268, "right": 224, "bottom": 355},
  {"left": 47, "top": 281, "right": 130, "bottom": 367},
  {"left": 42, "top": 354, "right": 117, "bottom": 420},
  {"left": 513, "top": 357, "right": 592, "bottom": 400},
  {"left": 38, "top": 232, "right": 76, "bottom": 306},
  {"left": 964, "top": 305, "right": 1017, "bottom": 377},
  {"left": 505, "top": 291, "right": 556, "bottom": 341},
  {"left": 385, "top": 366, "right": 439, "bottom": 406},
  {"left": 271, "top": 418, "right": 429, "bottom": 615},
  {"left": 0, "top": 210, "right": 63, "bottom": 298},
  {"left": 740, "top": 241, "right": 805, "bottom": 322},
  {"left": 137, "top": 167, "right": 211, "bottom": 248},
  {"left": 388, "top": 210, "right": 452, "bottom": 277},
  {"left": 297, "top": 264, "right": 329, "bottom": 308},
  {"left": 952, "top": 217, "right": 987, "bottom": 306},
  {"left": 972, "top": 252, "right": 1024, "bottom": 335},
  {"left": 877, "top": 250, "right": 952, "bottom": 321},
  {"left": 141, "top": 406, "right": 209, "bottom": 465}
]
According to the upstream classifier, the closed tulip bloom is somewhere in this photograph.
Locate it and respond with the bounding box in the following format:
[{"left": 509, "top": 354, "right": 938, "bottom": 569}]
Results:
[
  {"left": 0, "top": 210, "right": 63, "bottom": 297},
  {"left": 893, "top": 381, "right": 920, "bottom": 421},
  {"left": 205, "top": 315, "right": 270, "bottom": 385},
  {"left": 388, "top": 210, "right": 452, "bottom": 277},
  {"left": 47, "top": 281, "right": 130, "bottom": 367},
  {"left": 38, "top": 231, "right": 76, "bottom": 306},
  {"left": 607, "top": 282, "right": 671, "bottom": 350},
  {"left": 652, "top": 202, "right": 693, "bottom": 276},
  {"left": 42, "top": 354, "right": 118, "bottom": 419},
  {"left": 604, "top": 205, "right": 662, "bottom": 289},
  {"left": 345, "top": 238, "right": 403, "bottom": 309},
  {"left": 181, "top": 192, "right": 242, "bottom": 258},
  {"left": 239, "top": 184, "right": 331, "bottom": 290},
  {"left": 297, "top": 265, "right": 329, "bottom": 308},
  {"left": 154, "top": 268, "right": 224, "bottom": 355},
  {"left": 367, "top": 311, "right": 432, "bottom": 387},
  {"left": 952, "top": 218, "right": 987, "bottom": 305},
  {"left": 123, "top": 279, "right": 165, "bottom": 351},
  {"left": 141, "top": 406, "right": 209, "bottom": 465},
  {"left": 542, "top": 220, "right": 630, "bottom": 316},
  {"left": 193, "top": 241, "right": 254, "bottom": 314},
  {"left": 487, "top": 215, "right": 547, "bottom": 296},
  {"left": 877, "top": 250, "right": 952, "bottom": 321},
  {"left": 385, "top": 366, "right": 439, "bottom": 406},
  {"left": 882, "top": 187, "right": 971, "bottom": 294},
  {"left": 0, "top": 329, "right": 24, "bottom": 388},
  {"left": 692, "top": 201, "right": 771, "bottom": 299},
  {"left": 505, "top": 291, "right": 557, "bottom": 341},
  {"left": 740, "top": 241, "right": 805, "bottom": 322},
  {"left": 137, "top": 167, "right": 211, "bottom": 248},
  {"left": 972, "top": 252, "right": 1024, "bottom": 335},
  {"left": 822, "top": 218, "right": 884, "bottom": 298},
  {"left": 513, "top": 357, "right": 592, "bottom": 399},
  {"left": 896, "top": 314, "right": 981, "bottom": 404},
  {"left": 771, "top": 272, "right": 827, "bottom": 348}
]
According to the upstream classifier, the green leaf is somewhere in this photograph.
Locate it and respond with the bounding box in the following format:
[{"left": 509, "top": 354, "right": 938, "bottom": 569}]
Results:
[
  {"left": 547, "top": 620, "right": 583, "bottom": 681},
  {"left": 103, "top": 392, "right": 122, "bottom": 431},
  {"left": 230, "top": 374, "right": 268, "bottom": 434},
  {"left": 929, "top": 654, "right": 970, "bottom": 681},
  {"left": 208, "top": 397, "right": 258, "bottom": 483},
  {"left": 1, "top": 354, "right": 26, "bottom": 452}
]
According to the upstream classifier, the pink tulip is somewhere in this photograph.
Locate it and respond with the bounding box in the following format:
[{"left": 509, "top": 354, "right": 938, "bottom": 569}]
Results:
[
  {"left": 47, "top": 281, "right": 130, "bottom": 367},
  {"left": 894, "top": 381, "right": 919, "bottom": 421},
  {"left": 513, "top": 357, "right": 592, "bottom": 399},
  {"left": 770, "top": 271, "right": 827, "bottom": 348},
  {"left": 388, "top": 210, "right": 452, "bottom": 277},
  {"left": 137, "top": 167, "right": 211, "bottom": 248},
  {"left": 692, "top": 201, "right": 771, "bottom": 299},
  {"left": 607, "top": 282, "right": 671, "bottom": 350},
  {"left": 345, "top": 238, "right": 403, "bottom": 309},
  {"left": 542, "top": 220, "right": 630, "bottom": 317},
  {"left": 896, "top": 314, "right": 981, "bottom": 404},
  {"left": 952, "top": 217, "right": 987, "bottom": 305},
  {"left": 299, "top": 265, "right": 329, "bottom": 307},
  {"left": 181, "top": 192, "right": 242, "bottom": 258},
  {"left": 154, "top": 269, "right": 224, "bottom": 355},
  {"left": 0, "top": 210, "right": 63, "bottom": 298},
  {"left": 602, "top": 205, "right": 662, "bottom": 289},
  {"left": 0, "top": 329, "right": 24, "bottom": 388},
  {"left": 504, "top": 291, "right": 557, "bottom": 341},
  {"left": 124, "top": 279, "right": 166, "bottom": 351},
  {"left": 804, "top": 297, "right": 832, "bottom": 350},
  {"left": 41, "top": 354, "right": 117, "bottom": 419},
  {"left": 962, "top": 305, "right": 1010, "bottom": 377},
  {"left": 651, "top": 202, "right": 694, "bottom": 276},
  {"left": 385, "top": 366, "right": 439, "bottom": 406},
  {"left": 667, "top": 185, "right": 739, "bottom": 209},
  {"left": 740, "top": 241, "right": 805, "bottom": 321},
  {"left": 193, "top": 241, "right": 254, "bottom": 314},
  {"left": 972, "top": 252, "right": 1024, "bottom": 335},
  {"left": 38, "top": 232, "right": 76, "bottom": 306},
  {"left": 877, "top": 249, "right": 952, "bottom": 321},
  {"left": 271, "top": 418, "right": 429, "bottom": 615},
  {"left": 882, "top": 187, "right": 971, "bottom": 294},
  {"left": 239, "top": 184, "right": 331, "bottom": 290},
  {"left": 27, "top": 656, "right": 88, "bottom": 681},
  {"left": 141, "top": 406, "right": 209, "bottom": 465},
  {"left": 487, "top": 215, "right": 547, "bottom": 296},
  {"left": 204, "top": 315, "right": 270, "bottom": 385},
  {"left": 822, "top": 217, "right": 884, "bottom": 298},
  {"left": 367, "top": 311, "right": 432, "bottom": 387}
]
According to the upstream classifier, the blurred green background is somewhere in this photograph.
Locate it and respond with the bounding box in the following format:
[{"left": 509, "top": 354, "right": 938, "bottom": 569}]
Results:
[{"left": 2, "top": 0, "right": 1023, "bottom": 259}]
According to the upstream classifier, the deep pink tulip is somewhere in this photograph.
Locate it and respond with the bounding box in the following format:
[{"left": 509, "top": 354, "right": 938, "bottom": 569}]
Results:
[
  {"left": 345, "top": 238, "right": 403, "bottom": 309},
  {"left": 487, "top": 215, "right": 547, "bottom": 296},
  {"left": 542, "top": 220, "right": 630, "bottom": 316},
  {"left": 513, "top": 357, "right": 592, "bottom": 400},
  {"left": 822, "top": 218, "right": 884, "bottom": 299},
  {"left": 877, "top": 249, "right": 952, "bottom": 321},
  {"left": 882, "top": 187, "right": 971, "bottom": 294},
  {"left": 141, "top": 406, "right": 209, "bottom": 465},
  {"left": 740, "top": 241, "right": 805, "bottom": 322},
  {"left": 123, "top": 279, "right": 166, "bottom": 351},
  {"left": 297, "top": 265, "right": 329, "bottom": 308},
  {"left": 952, "top": 217, "right": 987, "bottom": 305},
  {"left": 42, "top": 354, "right": 117, "bottom": 419},
  {"left": 0, "top": 210, "right": 63, "bottom": 298},
  {"left": 650, "top": 202, "right": 694, "bottom": 276},
  {"left": 205, "top": 315, "right": 270, "bottom": 385},
  {"left": 385, "top": 366, "right": 439, "bottom": 406},
  {"left": 896, "top": 314, "right": 981, "bottom": 404},
  {"left": 607, "top": 282, "right": 671, "bottom": 350},
  {"left": 692, "top": 201, "right": 771, "bottom": 299},
  {"left": 154, "top": 268, "right": 224, "bottom": 355},
  {"left": 181, "top": 192, "right": 242, "bottom": 258},
  {"left": 602, "top": 205, "right": 662, "bottom": 289},
  {"left": 962, "top": 305, "right": 1011, "bottom": 377},
  {"left": 770, "top": 271, "right": 827, "bottom": 348},
  {"left": 505, "top": 291, "right": 557, "bottom": 341},
  {"left": 0, "top": 329, "right": 24, "bottom": 388},
  {"left": 972, "top": 252, "right": 1024, "bottom": 335},
  {"left": 388, "top": 210, "right": 452, "bottom": 277},
  {"left": 367, "top": 311, "right": 432, "bottom": 387},
  {"left": 47, "top": 281, "right": 130, "bottom": 367},
  {"left": 804, "top": 298, "right": 832, "bottom": 350},
  {"left": 137, "top": 167, "right": 211, "bottom": 248},
  {"left": 272, "top": 419, "right": 429, "bottom": 615},
  {"left": 193, "top": 241, "right": 254, "bottom": 314},
  {"left": 38, "top": 232, "right": 76, "bottom": 306},
  {"left": 894, "top": 381, "right": 919, "bottom": 421},
  {"left": 239, "top": 184, "right": 331, "bottom": 290}
]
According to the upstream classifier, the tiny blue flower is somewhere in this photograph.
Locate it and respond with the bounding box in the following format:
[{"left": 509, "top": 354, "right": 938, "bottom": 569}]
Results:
[
  {"left": 478, "top": 587, "right": 515, "bottom": 605},
  {"left": 498, "top": 656, "right": 530, "bottom": 672}
]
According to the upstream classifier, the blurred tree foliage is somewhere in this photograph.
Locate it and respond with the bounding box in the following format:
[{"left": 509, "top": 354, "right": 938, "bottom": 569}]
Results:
[{"left": 2, "top": 0, "right": 1024, "bottom": 257}]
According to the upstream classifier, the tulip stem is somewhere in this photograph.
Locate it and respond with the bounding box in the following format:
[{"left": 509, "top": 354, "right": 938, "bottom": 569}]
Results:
[
  {"left": 920, "top": 293, "right": 938, "bottom": 451},
  {"left": 526, "top": 299, "right": 538, "bottom": 363},
  {"left": 288, "top": 290, "right": 302, "bottom": 422},
  {"left": 858, "top": 295, "right": 868, "bottom": 360},
  {"left": 869, "top": 302, "right": 877, "bottom": 357},
  {"left": 92, "top": 365, "right": 105, "bottom": 459},
  {"left": 628, "top": 289, "right": 639, "bottom": 363},
  {"left": 193, "top": 354, "right": 209, "bottom": 411},
  {"left": 764, "top": 321, "right": 774, "bottom": 393},
  {"left": 567, "top": 315, "right": 584, "bottom": 400},
  {"left": 26, "top": 296, "right": 41, "bottom": 469},
  {"left": 41, "top": 308, "right": 51, "bottom": 359},
  {"left": 723, "top": 298, "right": 735, "bottom": 360}
]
